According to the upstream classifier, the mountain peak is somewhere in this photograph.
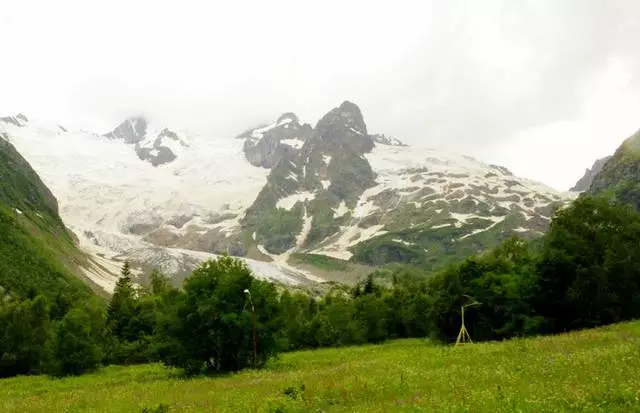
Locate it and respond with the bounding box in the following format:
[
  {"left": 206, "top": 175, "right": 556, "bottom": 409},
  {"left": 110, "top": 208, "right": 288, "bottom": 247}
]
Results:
[
  {"left": 0, "top": 113, "right": 29, "bottom": 128},
  {"left": 105, "top": 116, "right": 149, "bottom": 144},
  {"left": 571, "top": 156, "right": 611, "bottom": 192},
  {"left": 276, "top": 112, "right": 299, "bottom": 125},
  {"left": 314, "top": 101, "right": 373, "bottom": 154}
]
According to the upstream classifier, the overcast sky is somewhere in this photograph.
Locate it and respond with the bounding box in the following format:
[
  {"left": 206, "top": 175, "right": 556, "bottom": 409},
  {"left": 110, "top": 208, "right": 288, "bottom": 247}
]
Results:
[{"left": 2, "top": 0, "right": 640, "bottom": 190}]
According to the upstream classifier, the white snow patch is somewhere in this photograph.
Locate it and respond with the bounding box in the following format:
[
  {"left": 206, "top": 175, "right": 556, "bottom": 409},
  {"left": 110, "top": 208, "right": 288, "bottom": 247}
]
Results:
[
  {"left": 513, "top": 227, "right": 529, "bottom": 233},
  {"left": 393, "top": 238, "right": 415, "bottom": 246},
  {"left": 310, "top": 249, "right": 353, "bottom": 261},
  {"left": 277, "top": 117, "right": 294, "bottom": 126},
  {"left": 450, "top": 212, "right": 476, "bottom": 224},
  {"left": 14, "top": 208, "right": 23, "bottom": 215},
  {"left": 281, "top": 138, "right": 304, "bottom": 149},
  {"left": 276, "top": 191, "right": 316, "bottom": 211},
  {"left": 321, "top": 180, "right": 331, "bottom": 190},
  {"left": 287, "top": 171, "right": 299, "bottom": 181},
  {"left": 333, "top": 200, "right": 349, "bottom": 218},
  {"left": 459, "top": 216, "right": 506, "bottom": 240},
  {"left": 349, "top": 127, "right": 364, "bottom": 135},
  {"left": 322, "top": 154, "right": 332, "bottom": 165},
  {"left": 431, "top": 223, "right": 451, "bottom": 229}
]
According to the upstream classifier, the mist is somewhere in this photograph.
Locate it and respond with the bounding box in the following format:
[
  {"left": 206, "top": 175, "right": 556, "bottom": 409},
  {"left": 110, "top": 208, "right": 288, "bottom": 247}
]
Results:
[{"left": 2, "top": 0, "right": 640, "bottom": 189}]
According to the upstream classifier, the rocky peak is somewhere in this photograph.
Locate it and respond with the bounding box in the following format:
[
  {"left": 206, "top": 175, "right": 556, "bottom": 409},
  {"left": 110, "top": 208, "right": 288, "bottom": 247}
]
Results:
[
  {"left": 240, "top": 112, "right": 313, "bottom": 168},
  {"left": 104, "top": 117, "right": 187, "bottom": 166},
  {"left": 0, "top": 113, "right": 29, "bottom": 127},
  {"left": 571, "top": 156, "right": 612, "bottom": 192},
  {"left": 313, "top": 101, "right": 373, "bottom": 154},
  {"left": 277, "top": 112, "right": 299, "bottom": 125},
  {"left": 105, "top": 116, "right": 148, "bottom": 144}
]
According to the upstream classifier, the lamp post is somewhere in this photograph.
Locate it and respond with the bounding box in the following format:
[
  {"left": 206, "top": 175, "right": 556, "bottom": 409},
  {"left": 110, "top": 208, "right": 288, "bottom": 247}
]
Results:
[{"left": 244, "top": 289, "right": 258, "bottom": 367}]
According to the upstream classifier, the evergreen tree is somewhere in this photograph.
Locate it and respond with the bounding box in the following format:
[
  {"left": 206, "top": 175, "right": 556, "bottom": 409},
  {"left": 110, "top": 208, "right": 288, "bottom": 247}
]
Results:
[{"left": 107, "top": 261, "right": 136, "bottom": 340}]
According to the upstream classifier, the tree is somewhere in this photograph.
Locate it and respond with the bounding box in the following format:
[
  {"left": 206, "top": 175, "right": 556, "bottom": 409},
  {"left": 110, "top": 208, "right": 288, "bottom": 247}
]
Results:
[
  {"left": 149, "top": 268, "right": 172, "bottom": 295},
  {"left": 0, "top": 295, "right": 50, "bottom": 377},
  {"left": 48, "top": 301, "right": 105, "bottom": 376},
  {"left": 427, "top": 237, "right": 542, "bottom": 341},
  {"left": 107, "top": 261, "right": 136, "bottom": 338},
  {"left": 537, "top": 195, "right": 640, "bottom": 332},
  {"left": 158, "top": 256, "right": 282, "bottom": 375}
]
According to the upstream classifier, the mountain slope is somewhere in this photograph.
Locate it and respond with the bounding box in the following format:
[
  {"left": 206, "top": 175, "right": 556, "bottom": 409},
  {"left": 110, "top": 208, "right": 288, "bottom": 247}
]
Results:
[
  {"left": 239, "top": 102, "right": 572, "bottom": 269},
  {"left": 571, "top": 156, "right": 611, "bottom": 192},
  {"left": 0, "top": 116, "right": 322, "bottom": 289},
  {"left": 588, "top": 129, "right": 640, "bottom": 209},
  {"left": 0, "top": 131, "right": 94, "bottom": 302}
]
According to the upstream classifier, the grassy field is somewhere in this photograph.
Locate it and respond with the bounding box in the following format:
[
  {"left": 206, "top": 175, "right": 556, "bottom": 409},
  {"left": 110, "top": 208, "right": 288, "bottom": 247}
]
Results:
[{"left": 2, "top": 322, "right": 640, "bottom": 412}]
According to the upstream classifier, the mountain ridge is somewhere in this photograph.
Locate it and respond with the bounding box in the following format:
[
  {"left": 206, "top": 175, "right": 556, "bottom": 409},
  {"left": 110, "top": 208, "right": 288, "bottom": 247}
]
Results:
[
  {"left": 587, "top": 129, "right": 640, "bottom": 210},
  {"left": 0, "top": 103, "right": 572, "bottom": 290}
]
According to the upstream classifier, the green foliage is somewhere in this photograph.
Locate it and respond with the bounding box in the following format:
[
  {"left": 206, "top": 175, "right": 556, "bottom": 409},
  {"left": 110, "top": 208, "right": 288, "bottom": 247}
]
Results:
[
  {"left": 106, "top": 264, "right": 177, "bottom": 365},
  {"left": 0, "top": 295, "right": 50, "bottom": 377},
  {"left": 256, "top": 206, "right": 304, "bottom": 254},
  {"left": 48, "top": 301, "right": 105, "bottom": 377},
  {"left": 351, "top": 236, "right": 427, "bottom": 266},
  {"left": 289, "top": 253, "right": 348, "bottom": 271},
  {"left": 0, "top": 138, "right": 62, "bottom": 229},
  {"left": 157, "top": 256, "right": 282, "bottom": 375},
  {"left": 4, "top": 322, "right": 640, "bottom": 412},
  {"left": 536, "top": 195, "right": 640, "bottom": 332},
  {"left": 140, "top": 404, "right": 170, "bottom": 413},
  {"left": 0, "top": 204, "right": 91, "bottom": 307},
  {"left": 427, "top": 238, "right": 542, "bottom": 341},
  {"left": 589, "top": 129, "right": 640, "bottom": 210},
  {"left": 107, "top": 262, "right": 136, "bottom": 340}
]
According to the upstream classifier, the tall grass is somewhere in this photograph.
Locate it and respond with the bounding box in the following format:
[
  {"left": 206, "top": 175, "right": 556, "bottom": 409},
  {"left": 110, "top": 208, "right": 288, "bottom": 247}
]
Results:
[{"left": 1, "top": 321, "right": 639, "bottom": 412}]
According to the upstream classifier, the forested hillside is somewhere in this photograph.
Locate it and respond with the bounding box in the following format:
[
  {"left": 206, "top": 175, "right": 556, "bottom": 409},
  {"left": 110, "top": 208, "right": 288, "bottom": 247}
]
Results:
[{"left": 0, "top": 136, "right": 100, "bottom": 377}]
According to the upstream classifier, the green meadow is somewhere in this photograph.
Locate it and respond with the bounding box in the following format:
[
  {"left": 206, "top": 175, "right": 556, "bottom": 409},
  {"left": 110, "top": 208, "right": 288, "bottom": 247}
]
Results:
[{"left": 2, "top": 321, "right": 639, "bottom": 413}]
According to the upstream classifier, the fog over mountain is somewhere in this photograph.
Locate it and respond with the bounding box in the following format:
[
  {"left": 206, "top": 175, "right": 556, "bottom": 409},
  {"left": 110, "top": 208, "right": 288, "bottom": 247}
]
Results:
[{"left": 2, "top": 0, "right": 640, "bottom": 190}]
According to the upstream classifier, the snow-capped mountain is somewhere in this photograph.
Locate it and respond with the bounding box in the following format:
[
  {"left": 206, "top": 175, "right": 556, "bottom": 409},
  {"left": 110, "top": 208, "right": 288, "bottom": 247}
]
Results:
[
  {"left": 0, "top": 102, "right": 574, "bottom": 292},
  {"left": 105, "top": 117, "right": 190, "bottom": 166}
]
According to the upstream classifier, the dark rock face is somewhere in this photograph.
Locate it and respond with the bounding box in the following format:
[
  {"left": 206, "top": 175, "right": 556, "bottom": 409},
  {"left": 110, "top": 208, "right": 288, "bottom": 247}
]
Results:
[
  {"left": 571, "top": 156, "right": 612, "bottom": 192},
  {"left": 313, "top": 100, "right": 374, "bottom": 154},
  {"left": 240, "top": 113, "right": 313, "bottom": 168},
  {"left": 242, "top": 101, "right": 378, "bottom": 254},
  {"left": 588, "top": 129, "right": 640, "bottom": 210},
  {"left": 134, "top": 128, "right": 186, "bottom": 166},
  {"left": 0, "top": 113, "right": 29, "bottom": 127},
  {"left": 105, "top": 119, "right": 187, "bottom": 167},
  {"left": 135, "top": 145, "right": 177, "bottom": 166},
  {"left": 105, "top": 117, "right": 148, "bottom": 144}
]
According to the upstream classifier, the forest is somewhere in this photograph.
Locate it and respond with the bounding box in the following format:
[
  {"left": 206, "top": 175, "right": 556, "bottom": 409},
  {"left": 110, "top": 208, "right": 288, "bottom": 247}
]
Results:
[{"left": 2, "top": 195, "right": 640, "bottom": 378}]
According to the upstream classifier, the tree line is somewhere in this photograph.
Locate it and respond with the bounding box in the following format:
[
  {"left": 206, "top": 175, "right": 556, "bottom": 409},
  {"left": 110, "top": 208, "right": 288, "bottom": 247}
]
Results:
[{"left": 2, "top": 195, "right": 640, "bottom": 378}]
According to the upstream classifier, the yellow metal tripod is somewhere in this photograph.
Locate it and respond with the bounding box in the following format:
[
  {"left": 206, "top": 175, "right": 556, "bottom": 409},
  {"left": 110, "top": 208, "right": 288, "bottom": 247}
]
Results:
[{"left": 455, "top": 298, "right": 480, "bottom": 346}]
